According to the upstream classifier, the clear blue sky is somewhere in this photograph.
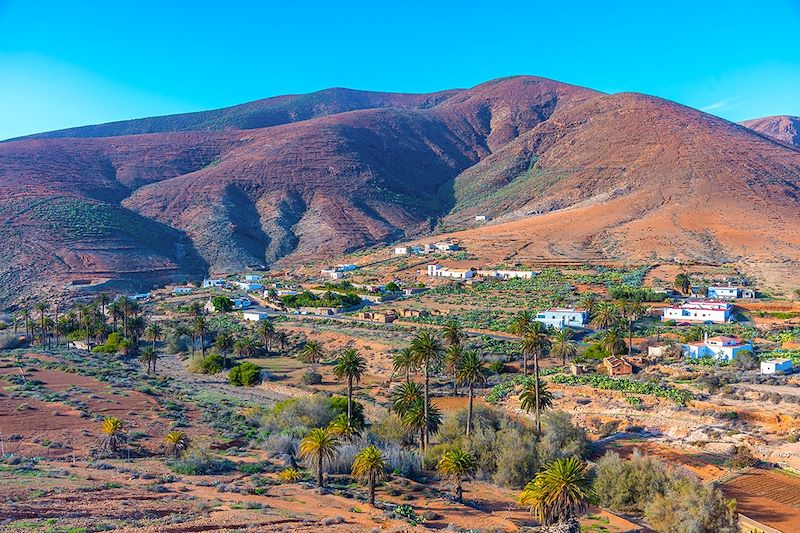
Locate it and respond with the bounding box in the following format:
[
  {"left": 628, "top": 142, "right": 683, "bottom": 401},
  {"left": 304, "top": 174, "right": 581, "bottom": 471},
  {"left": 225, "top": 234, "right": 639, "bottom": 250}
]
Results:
[{"left": 2, "top": 0, "right": 799, "bottom": 140}]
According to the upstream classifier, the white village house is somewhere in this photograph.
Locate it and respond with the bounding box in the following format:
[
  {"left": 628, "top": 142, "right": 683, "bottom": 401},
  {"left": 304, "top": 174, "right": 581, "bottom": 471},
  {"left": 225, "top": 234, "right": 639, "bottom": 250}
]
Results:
[
  {"left": 173, "top": 286, "right": 193, "bottom": 295},
  {"left": 244, "top": 274, "right": 263, "bottom": 282},
  {"left": 242, "top": 310, "right": 271, "bottom": 321},
  {"left": 427, "top": 264, "right": 474, "bottom": 279},
  {"left": 682, "top": 333, "right": 753, "bottom": 362},
  {"left": 232, "top": 281, "right": 263, "bottom": 291},
  {"left": 477, "top": 269, "right": 536, "bottom": 280},
  {"left": 535, "top": 308, "right": 588, "bottom": 329},
  {"left": 761, "top": 358, "right": 793, "bottom": 375},
  {"left": 662, "top": 300, "right": 733, "bottom": 324},
  {"left": 202, "top": 278, "right": 225, "bottom": 288},
  {"left": 708, "top": 286, "right": 755, "bottom": 299}
]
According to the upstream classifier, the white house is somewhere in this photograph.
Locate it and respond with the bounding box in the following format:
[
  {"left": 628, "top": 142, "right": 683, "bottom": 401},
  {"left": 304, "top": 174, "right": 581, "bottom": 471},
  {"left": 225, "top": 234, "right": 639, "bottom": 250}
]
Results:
[
  {"left": 475, "top": 215, "right": 490, "bottom": 221},
  {"left": 427, "top": 264, "right": 474, "bottom": 279},
  {"left": 682, "top": 334, "right": 753, "bottom": 362},
  {"left": 242, "top": 310, "right": 270, "bottom": 321},
  {"left": 535, "top": 308, "right": 588, "bottom": 329},
  {"left": 203, "top": 278, "right": 225, "bottom": 288},
  {"left": 233, "top": 281, "right": 263, "bottom": 291},
  {"left": 662, "top": 300, "right": 733, "bottom": 324},
  {"left": 272, "top": 289, "right": 300, "bottom": 297},
  {"left": 173, "top": 286, "right": 193, "bottom": 295},
  {"left": 130, "top": 293, "right": 150, "bottom": 301},
  {"left": 244, "top": 274, "right": 262, "bottom": 282},
  {"left": 434, "top": 242, "right": 459, "bottom": 252},
  {"left": 394, "top": 247, "right": 409, "bottom": 255},
  {"left": 761, "top": 358, "right": 793, "bottom": 375},
  {"left": 337, "top": 264, "right": 357, "bottom": 272},
  {"left": 478, "top": 269, "right": 536, "bottom": 280}
]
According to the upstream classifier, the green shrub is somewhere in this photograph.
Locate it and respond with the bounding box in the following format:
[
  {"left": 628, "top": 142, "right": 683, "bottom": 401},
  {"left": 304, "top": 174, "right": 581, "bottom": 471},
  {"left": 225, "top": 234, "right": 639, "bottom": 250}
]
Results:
[
  {"left": 188, "top": 353, "right": 225, "bottom": 374},
  {"left": 212, "top": 296, "right": 234, "bottom": 312},
  {"left": 300, "top": 370, "right": 322, "bottom": 385},
  {"left": 169, "top": 447, "right": 233, "bottom": 475},
  {"left": 594, "top": 451, "right": 681, "bottom": 513},
  {"left": 229, "top": 362, "right": 262, "bottom": 386},
  {"left": 92, "top": 332, "right": 131, "bottom": 354}
]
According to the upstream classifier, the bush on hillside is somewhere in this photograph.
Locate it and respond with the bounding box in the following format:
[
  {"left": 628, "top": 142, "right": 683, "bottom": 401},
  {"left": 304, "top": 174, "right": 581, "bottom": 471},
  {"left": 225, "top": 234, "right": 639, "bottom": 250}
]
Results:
[
  {"left": 229, "top": 362, "right": 262, "bottom": 386},
  {"left": 187, "top": 353, "right": 224, "bottom": 374},
  {"left": 92, "top": 332, "right": 132, "bottom": 354}
]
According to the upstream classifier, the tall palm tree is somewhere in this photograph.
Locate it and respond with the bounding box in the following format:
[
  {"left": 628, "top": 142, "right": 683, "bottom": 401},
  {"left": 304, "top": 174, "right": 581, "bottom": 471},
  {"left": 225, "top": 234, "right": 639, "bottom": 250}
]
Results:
[
  {"left": 509, "top": 310, "right": 533, "bottom": 337},
  {"left": 145, "top": 322, "right": 163, "bottom": 350},
  {"left": 520, "top": 379, "right": 553, "bottom": 432},
  {"left": 234, "top": 336, "right": 257, "bottom": 358},
  {"left": 444, "top": 344, "right": 464, "bottom": 395},
  {"left": 95, "top": 293, "right": 110, "bottom": 319},
  {"left": 172, "top": 323, "right": 192, "bottom": 355},
  {"left": 327, "top": 413, "right": 361, "bottom": 442},
  {"left": 99, "top": 416, "right": 126, "bottom": 456},
  {"left": 257, "top": 319, "right": 275, "bottom": 352},
  {"left": 34, "top": 301, "right": 49, "bottom": 347},
  {"left": 619, "top": 298, "right": 646, "bottom": 355},
  {"left": 550, "top": 329, "right": 578, "bottom": 366},
  {"left": 601, "top": 326, "right": 626, "bottom": 356},
  {"left": 437, "top": 449, "right": 477, "bottom": 503},
  {"left": 456, "top": 351, "right": 485, "bottom": 436},
  {"left": 193, "top": 316, "right": 207, "bottom": 357},
  {"left": 590, "top": 302, "right": 620, "bottom": 330},
  {"left": 53, "top": 303, "right": 60, "bottom": 348},
  {"left": 443, "top": 320, "right": 465, "bottom": 347},
  {"left": 392, "top": 347, "right": 417, "bottom": 382},
  {"left": 214, "top": 331, "right": 234, "bottom": 368},
  {"left": 391, "top": 380, "right": 424, "bottom": 415},
  {"left": 21, "top": 307, "right": 31, "bottom": 341},
  {"left": 401, "top": 397, "right": 441, "bottom": 458},
  {"left": 351, "top": 445, "right": 387, "bottom": 507},
  {"left": 139, "top": 346, "right": 158, "bottom": 374},
  {"left": 333, "top": 348, "right": 367, "bottom": 427},
  {"left": 129, "top": 316, "right": 146, "bottom": 342},
  {"left": 410, "top": 331, "right": 444, "bottom": 447},
  {"left": 298, "top": 428, "right": 339, "bottom": 488},
  {"left": 578, "top": 293, "right": 599, "bottom": 319},
  {"left": 275, "top": 330, "right": 288, "bottom": 353},
  {"left": 519, "top": 322, "right": 550, "bottom": 432},
  {"left": 518, "top": 457, "right": 591, "bottom": 526},
  {"left": 108, "top": 301, "right": 122, "bottom": 333},
  {"left": 674, "top": 273, "right": 691, "bottom": 295},
  {"left": 298, "top": 341, "right": 325, "bottom": 364}
]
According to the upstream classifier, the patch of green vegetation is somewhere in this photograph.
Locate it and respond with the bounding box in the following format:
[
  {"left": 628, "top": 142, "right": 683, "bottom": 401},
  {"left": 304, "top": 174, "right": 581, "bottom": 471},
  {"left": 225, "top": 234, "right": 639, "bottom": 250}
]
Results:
[{"left": 551, "top": 374, "right": 694, "bottom": 404}]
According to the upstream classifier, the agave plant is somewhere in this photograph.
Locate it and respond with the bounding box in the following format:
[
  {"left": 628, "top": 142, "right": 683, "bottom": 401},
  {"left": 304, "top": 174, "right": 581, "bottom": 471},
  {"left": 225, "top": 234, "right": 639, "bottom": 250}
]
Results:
[
  {"left": 277, "top": 467, "right": 303, "bottom": 483},
  {"left": 163, "top": 430, "right": 191, "bottom": 457},
  {"left": 99, "top": 416, "right": 125, "bottom": 455}
]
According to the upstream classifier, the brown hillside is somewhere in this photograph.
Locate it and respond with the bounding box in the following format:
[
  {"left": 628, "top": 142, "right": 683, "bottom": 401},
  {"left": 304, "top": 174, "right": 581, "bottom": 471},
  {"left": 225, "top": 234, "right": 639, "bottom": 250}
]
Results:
[{"left": 741, "top": 115, "right": 800, "bottom": 147}]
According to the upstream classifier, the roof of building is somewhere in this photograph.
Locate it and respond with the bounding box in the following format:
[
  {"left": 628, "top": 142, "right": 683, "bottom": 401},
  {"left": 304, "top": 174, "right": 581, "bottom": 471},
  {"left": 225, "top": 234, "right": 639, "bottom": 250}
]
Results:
[
  {"left": 544, "top": 308, "right": 585, "bottom": 313},
  {"left": 763, "top": 358, "right": 792, "bottom": 364}
]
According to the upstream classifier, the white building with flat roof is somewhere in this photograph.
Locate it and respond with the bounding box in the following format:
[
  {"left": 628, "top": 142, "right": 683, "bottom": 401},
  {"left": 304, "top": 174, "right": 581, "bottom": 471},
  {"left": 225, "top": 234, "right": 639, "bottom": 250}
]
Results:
[
  {"left": 244, "top": 274, "right": 263, "bottom": 282},
  {"left": 203, "top": 278, "right": 225, "bottom": 288},
  {"left": 662, "top": 300, "right": 733, "bottom": 324},
  {"left": 242, "top": 310, "right": 270, "bottom": 321},
  {"left": 173, "top": 286, "right": 193, "bottom": 295},
  {"left": 233, "top": 281, "right": 263, "bottom": 291},
  {"left": 535, "top": 308, "right": 588, "bottom": 329},
  {"left": 682, "top": 334, "right": 752, "bottom": 362},
  {"left": 761, "top": 358, "right": 793, "bottom": 375},
  {"left": 477, "top": 269, "right": 535, "bottom": 280},
  {"left": 427, "top": 264, "right": 474, "bottom": 279}
]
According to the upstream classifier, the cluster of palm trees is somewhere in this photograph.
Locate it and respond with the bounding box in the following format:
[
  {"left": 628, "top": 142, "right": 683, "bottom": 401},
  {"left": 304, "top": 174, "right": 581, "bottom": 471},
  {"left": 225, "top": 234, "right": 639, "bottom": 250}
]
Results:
[
  {"left": 13, "top": 293, "right": 148, "bottom": 353},
  {"left": 98, "top": 416, "right": 191, "bottom": 458},
  {"left": 589, "top": 298, "right": 647, "bottom": 358}
]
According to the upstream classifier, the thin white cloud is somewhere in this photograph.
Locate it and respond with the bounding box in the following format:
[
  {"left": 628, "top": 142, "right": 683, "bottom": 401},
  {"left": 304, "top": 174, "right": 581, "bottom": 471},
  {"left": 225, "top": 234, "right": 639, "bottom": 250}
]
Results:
[{"left": 700, "top": 97, "right": 741, "bottom": 113}]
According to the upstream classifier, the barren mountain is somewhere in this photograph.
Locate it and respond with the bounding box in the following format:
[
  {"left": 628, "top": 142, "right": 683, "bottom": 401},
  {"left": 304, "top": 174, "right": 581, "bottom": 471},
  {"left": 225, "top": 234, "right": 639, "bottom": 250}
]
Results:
[
  {"left": 741, "top": 115, "right": 800, "bottom": 147},
  {"left": 1, "top": 76, "right": 799, "bottom": 305}
]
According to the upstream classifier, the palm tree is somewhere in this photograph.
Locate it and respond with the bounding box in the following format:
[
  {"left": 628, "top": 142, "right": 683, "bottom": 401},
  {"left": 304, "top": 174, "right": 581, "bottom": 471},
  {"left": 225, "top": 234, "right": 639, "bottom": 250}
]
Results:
[
  {"left": 437, "top": 449, "right": 477, "bottom": 503},
  {"left": 328, "top": 413, "right": 361, "bottom": 442},
  {"left": 391, "top": 380, "right": 423, "bottom": 415},
  {"left": 443, "top": 320, "right": 465, "bottom": 347},
  {"left": 35, "top": 301, "right": 48, "bottom": 347},
  {"left": 298, "top": 341, "right": 325, "bottom": 364},
  {"left": 139, "top": 346, "right": 158, "bottom": 374},
  {"left": 674, "top": 273, "right": 691, "bottom": 295},
  {"left": 401, "top": 397, "right": 441, "bottom": 459},
  {"left": 234, "top": 337, "right": 257, "bottom": 358},
  {"left": 601, "top": 326, "right": 626, "bottom": 356},
  {"left": 456, "top": 351, "right": 485, "bottom": 436},
  {"left": 214, "top": 331, "right": 234, "bottom": 368},
  {"left": 333, "top": 348, "right": 367, "bottom": 427},
  {"left": 53, "top": 303, "right": 61, "bottom": 348},
  {"left": 518, "top": 457, "right": 591, "bottom": 526},
  {"left": 550, "top": 329, "right": 578, "bottom": 366},
  {"left": 95, "top": 293, "right": 110, "bottom": 319},
  {"left": 410, "top": 331, "right": 444, "bottom": 447},
  {"left": 509, "top": 310, "right": 533, "bottom": 337},
  {"left": 145, "top": 322, "right": 163, "bottom": 350},
  {"left": 163, "top": 430, "right": 190, "bottom": 457},
  {"left": 520, "top": 379, "right": 553, "bottom": 431},
  {"left": 193, "top": 316, "right": 207, "bottom": 357},
  {"left": 21, "top": 307, "right": 31, "bottom": 341},
  {"left": 275, "top": 330, "right": 288, "bottom": 353},
  {"left": 351, "top": 445, "right": 387, "bottom": 507},
  {"left": 257, "top": 319, "right": 275, "bottom": 352},
  {"left": 298, "top": 428, "right": 339, "bottom": 488},
  {"left": 444, "top": 344, "right": 464, "bottom": 395},
  {"left": 99, "top": 416, "right": 125, "bottom": 455},
  {"left": 519, "top": 322, "right": 551, "bottom": 432},
  {"left": 172, "top": 323, "right": 192, "bottom": 355},
  {"left": 189, "top": 301, "right": 204, "bottom": 317},
  {"left": 108, "top": 301, "right": 122, "bottom": 333},
  {"left": 620, "top": 298, "right": 646, "bottom": 355},
  {"left": 129, "top": 315, "right": 146, "bottom": 342},
  {"left": 392, "top": 347, "right": 417, "bottom": 382},
  {"left": 590, "top": 302, "right": 620, "bottom": 330},
  {"left": 578, "top": 293, "right": 599, "bottom": 319}
]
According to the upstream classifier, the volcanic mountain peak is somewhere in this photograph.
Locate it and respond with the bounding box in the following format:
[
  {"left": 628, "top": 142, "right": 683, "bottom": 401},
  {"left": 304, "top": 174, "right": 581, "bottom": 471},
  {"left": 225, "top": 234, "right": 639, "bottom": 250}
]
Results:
[
  {"left": 740, "top": 115, "right": 800, "bottom": 147},
  {"left": 2, "top": 75, "right": 800, "bottom": 305}
]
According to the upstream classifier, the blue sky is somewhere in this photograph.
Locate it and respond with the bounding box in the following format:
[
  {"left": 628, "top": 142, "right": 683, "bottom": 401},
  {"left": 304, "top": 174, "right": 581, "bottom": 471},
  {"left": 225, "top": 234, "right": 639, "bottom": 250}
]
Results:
[{"left": 1, "top": 0, "right": 799, "bottom": 140}]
